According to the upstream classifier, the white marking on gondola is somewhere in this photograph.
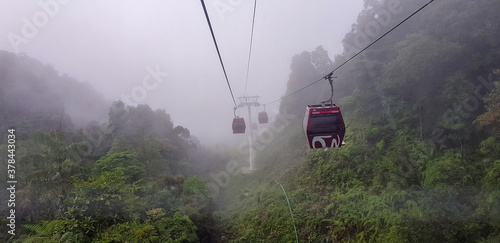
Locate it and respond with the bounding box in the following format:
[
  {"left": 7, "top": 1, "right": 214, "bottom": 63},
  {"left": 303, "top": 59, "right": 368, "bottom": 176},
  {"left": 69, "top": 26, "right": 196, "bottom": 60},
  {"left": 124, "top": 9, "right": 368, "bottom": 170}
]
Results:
[
  {"left": 312, "top": 136, "right": 329, "bottom": 148},
  {"left": 311, "top": 135, "right": 342, "bottom": 148},
  {"left": 330, "top": 135, "right": 341, "bottom": 148}
]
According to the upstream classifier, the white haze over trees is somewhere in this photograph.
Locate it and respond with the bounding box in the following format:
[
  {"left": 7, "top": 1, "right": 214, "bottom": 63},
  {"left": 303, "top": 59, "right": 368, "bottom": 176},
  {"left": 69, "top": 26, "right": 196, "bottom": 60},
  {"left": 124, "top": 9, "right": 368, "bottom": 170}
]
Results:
[{"left": 0, "top": 0, "right": 363, "bottom": 144}]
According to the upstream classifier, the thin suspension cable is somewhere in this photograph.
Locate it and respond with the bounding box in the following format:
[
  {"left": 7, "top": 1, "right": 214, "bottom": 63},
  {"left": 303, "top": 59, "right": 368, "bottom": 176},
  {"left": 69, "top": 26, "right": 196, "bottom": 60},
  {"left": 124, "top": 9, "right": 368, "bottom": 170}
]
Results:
[
  {"left": 264, "top": 0, "right": 435, "bottom": 106},
  {"left": 244, "top": 0, "right": 258, "bottom": 95},
  {"left": 199, "top": 0, "right": 237, "bottom": 107}
]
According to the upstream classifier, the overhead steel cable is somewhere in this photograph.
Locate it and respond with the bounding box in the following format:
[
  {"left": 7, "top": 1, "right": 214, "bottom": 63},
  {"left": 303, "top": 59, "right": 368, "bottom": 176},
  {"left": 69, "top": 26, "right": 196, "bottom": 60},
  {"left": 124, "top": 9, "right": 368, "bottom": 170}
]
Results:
[
  {"left": 199, "top": 0, "right": 238, "bottom": 108},
  {"left": 244, "top": 0, "right": 258, "bottom": 96},
  {"left": 264, "top": 0, "right": 435, "bottom": 106}
]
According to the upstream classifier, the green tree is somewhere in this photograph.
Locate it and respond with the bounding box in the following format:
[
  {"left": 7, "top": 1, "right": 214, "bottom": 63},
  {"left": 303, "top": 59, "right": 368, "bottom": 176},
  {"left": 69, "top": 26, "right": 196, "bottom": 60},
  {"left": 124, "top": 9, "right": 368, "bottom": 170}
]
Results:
[
  {"left": 19, "top": 131, "right": 87, "bottom": 222},
  {"left": 67, "top": 170, "right": 141, "bottom": 225},
  {"left": 92, "top": 152, "right": 145, "bottom": 183},
  {"left": 478, "top": 81, "right": 500, "bottom": 132}
]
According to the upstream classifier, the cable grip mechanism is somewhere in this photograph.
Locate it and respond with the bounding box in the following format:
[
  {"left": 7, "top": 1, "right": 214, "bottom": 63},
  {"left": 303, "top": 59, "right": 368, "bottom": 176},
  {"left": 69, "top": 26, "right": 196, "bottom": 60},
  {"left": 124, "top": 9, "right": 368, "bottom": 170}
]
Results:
[{"left": 321, "top": 72, "right": 337, "bottom": 107}]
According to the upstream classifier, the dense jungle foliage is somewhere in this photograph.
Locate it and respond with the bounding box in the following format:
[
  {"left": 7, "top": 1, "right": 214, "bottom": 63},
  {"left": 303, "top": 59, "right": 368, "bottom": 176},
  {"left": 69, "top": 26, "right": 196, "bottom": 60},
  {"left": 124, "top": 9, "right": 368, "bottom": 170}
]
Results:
[{"left": 1, "top": 0, "right": 499, "bottom": 242}]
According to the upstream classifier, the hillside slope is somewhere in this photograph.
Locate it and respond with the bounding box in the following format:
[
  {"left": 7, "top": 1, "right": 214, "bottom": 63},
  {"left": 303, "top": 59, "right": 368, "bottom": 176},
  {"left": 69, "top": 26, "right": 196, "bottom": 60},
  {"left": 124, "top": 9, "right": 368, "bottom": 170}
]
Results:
[
  {"left": 221, "top": 0, "right": 500, "bottom": 242},
  {"left": 0, "top": 51, "right": 110, "bottom": 139}
]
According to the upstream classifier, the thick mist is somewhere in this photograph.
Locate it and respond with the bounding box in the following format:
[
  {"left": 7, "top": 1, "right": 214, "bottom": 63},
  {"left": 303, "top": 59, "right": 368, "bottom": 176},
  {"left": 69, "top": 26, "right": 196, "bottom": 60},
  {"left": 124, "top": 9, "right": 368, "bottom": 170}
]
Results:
[
  {"left": 0, "top": 0, "right": 363, "bottom": 144},
  {"left": 2, "top": 0, "right": 500, "bottom": 241}
]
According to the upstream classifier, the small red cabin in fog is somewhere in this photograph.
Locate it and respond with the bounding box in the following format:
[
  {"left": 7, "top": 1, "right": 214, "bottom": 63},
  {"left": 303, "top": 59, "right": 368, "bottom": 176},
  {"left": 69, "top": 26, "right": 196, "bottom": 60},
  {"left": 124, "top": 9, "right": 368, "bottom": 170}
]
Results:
[
  {"left": 232, "top": 117, "right": 246, "bottom": 134},
  {"left": 303, "top": 104, "right": 345, "bottom": 149},
  {"left": 258, "top": 111, "right": 268, "bottom": 124}
]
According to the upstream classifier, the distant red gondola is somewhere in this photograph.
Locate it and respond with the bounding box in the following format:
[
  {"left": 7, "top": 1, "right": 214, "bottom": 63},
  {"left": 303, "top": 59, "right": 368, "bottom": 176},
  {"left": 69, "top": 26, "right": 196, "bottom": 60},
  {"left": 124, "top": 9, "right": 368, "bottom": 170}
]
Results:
[
  {"left": 258, "top": 111, "right": 268, "bottom": 124},
  {"left": 232, "top": 117, "right": 246, "bottom": 134},
  {"left": 303, "top": 104, "right": 345, "bottom": 149}
]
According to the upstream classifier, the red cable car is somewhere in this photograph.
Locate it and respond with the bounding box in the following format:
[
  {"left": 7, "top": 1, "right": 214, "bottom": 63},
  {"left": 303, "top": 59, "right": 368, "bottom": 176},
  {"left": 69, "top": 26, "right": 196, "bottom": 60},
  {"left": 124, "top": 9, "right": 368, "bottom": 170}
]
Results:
[
  {"left": 258, "top": 111, "right": 268, "bottom": 124},
  {"left": 303, "top": 104, "right": 345, "bottom": 149},
  {"left": 232, "top": 117, "right": 246, "bottom": 134}
]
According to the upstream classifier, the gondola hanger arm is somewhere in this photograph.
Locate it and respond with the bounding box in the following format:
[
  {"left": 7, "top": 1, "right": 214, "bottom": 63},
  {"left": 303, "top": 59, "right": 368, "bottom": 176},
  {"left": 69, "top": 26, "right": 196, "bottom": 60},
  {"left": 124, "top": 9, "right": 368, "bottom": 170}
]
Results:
[{"left": 321, "top": 73, "right": 337, "bottom": 106}]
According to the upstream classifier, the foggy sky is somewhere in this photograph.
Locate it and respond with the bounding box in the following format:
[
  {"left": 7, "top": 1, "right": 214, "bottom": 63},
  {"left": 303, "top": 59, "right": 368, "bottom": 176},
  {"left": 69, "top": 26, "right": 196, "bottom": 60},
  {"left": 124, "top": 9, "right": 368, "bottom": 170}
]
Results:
[{"left": 0, "top": 0, "right": 363, "bottom": 144}]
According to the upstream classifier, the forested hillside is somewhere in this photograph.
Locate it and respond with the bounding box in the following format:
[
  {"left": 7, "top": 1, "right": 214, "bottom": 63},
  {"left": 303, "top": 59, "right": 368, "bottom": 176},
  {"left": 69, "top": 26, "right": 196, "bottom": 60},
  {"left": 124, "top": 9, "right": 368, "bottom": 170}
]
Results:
[
  {"left": 220, "top": 0, "right": 500, "bottom": 242},
  {"left": 0, "top": 102, "right": 222, "bottom": 242},
  {"left": 0, "top": 53, "right": 221, "bottom": 241},
  {"left": 0, "top": 51, "right": 110, "bottom": 140}
]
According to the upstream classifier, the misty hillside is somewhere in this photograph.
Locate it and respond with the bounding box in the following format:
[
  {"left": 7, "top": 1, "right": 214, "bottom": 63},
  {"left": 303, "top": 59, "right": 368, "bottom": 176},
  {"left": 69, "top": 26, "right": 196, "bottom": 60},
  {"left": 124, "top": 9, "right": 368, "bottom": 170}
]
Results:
[
  {"left": 0, "top": 0, "right": 500, "bottom": 242},
  {"left": 0, "top": 51, "right": 110, "bottom": 139},
  {"left": 0, "top": 83, "right": 214, "bottom": 241},
  {"left": 0, "top": 52, "right": 217, "bottom": 241}
]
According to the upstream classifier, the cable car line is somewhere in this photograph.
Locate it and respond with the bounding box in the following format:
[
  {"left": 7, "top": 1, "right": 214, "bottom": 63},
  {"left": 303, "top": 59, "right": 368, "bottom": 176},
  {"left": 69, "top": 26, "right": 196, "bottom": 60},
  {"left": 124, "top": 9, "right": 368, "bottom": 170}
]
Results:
[
  {"left": 264, "top": 0, "right": 435, "bottom": 106},
  {"left": 199, "top": 0, "right": 238, "bottom": 108},
  {"left": 244, "top": 0, "right": 258, "bottom": 96}
]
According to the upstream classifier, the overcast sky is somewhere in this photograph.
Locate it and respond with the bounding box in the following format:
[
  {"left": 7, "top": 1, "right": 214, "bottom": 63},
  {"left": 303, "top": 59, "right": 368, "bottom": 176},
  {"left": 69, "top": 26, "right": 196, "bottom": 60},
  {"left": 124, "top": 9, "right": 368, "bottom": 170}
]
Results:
[{"left": 0, "top": 0, "right": 363, "bottom": 144}]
